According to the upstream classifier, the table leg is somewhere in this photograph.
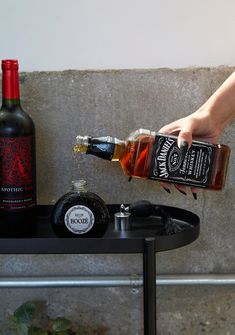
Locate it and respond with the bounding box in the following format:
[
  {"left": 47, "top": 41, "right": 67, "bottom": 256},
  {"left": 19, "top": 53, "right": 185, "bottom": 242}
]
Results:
[{"left": 143, "top": 237, "right": 156, "bottom": 335}]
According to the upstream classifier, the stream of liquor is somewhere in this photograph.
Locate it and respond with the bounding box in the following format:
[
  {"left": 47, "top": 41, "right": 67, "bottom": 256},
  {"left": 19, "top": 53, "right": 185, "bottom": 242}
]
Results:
[{"left": 72, "top": 144, "right": 91, "bottom": 184}]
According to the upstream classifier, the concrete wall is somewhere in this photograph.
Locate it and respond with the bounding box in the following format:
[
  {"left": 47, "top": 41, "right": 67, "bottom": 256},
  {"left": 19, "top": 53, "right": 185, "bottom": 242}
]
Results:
[{"left": 0, "top": 68, "right": 235, "bottom": 334}]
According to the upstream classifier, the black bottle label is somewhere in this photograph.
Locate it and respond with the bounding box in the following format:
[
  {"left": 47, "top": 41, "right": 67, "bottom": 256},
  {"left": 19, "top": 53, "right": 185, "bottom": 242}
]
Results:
[
  {"left": 0, "top": 136, "right": 36, "bottom": 210},
  {"left": 64, "top": 205, "right": 95, "bottom": 234},
  {"left": 149, "top": 134, "right": 215, "bottom": 188},
  {"left": 87, "top": 137, "right": 116, "bottom": 160}
]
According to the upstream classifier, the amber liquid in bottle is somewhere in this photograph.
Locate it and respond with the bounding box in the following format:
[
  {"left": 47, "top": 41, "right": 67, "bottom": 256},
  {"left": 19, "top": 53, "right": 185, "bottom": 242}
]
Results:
[
  {"left": 119, "top": 134, "right": 155, "bottom": 178},
  {"left": 119, "top": 135, "right": 230, "bottom": 190},
  {"left": 74, "top": 129, "right": 230, "bottom": 190},
  {"left": 208, "top": 144, "right": 230, "bottom": 190}
]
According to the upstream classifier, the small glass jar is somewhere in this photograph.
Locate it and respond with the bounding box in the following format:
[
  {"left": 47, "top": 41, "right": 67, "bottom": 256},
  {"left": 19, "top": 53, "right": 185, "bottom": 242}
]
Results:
[{"left": 51, "top": 180, "right": 110, "bottom": 238}]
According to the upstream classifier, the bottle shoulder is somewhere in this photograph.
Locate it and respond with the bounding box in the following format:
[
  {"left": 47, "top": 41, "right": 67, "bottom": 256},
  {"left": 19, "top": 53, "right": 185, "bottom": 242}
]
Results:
[
  {"left": 0, "top": 105, "right": 35, "bottom": 136},
  {"left": 53, "top": 191, "right": 106, "bottom": 209},
  {"left": 127, "top": 129, "right": 155, "bottom": 141}
]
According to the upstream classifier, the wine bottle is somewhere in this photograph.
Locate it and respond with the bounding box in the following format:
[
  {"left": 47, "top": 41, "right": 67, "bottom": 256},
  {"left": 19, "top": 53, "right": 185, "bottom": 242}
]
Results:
[
  {"left": 73, "top": 129, "right": 230, "bottom": 190},
  {"left": 0, "top": 59, "right": 37, "bottom": 236},
  {"left": 51, "top": 180, "right": 110, "bottom": 238}
]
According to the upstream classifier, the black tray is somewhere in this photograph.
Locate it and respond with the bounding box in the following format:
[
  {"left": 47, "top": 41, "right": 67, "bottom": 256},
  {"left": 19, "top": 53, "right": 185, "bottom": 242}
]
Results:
[{"left": 0, "top": 205, "right": 199, "bottom": 254}]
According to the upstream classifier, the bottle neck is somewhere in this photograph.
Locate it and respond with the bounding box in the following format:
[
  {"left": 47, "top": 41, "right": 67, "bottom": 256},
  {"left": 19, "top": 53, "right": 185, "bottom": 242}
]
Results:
[
  {"left": 74, "top": 136, "right": 124, "bottom": 161},
  {"left": 71, "top": 180, "right": 88, "bottom": 192},
  {"left": 1, "top": 67, "right": 20, "bottom": 108}
]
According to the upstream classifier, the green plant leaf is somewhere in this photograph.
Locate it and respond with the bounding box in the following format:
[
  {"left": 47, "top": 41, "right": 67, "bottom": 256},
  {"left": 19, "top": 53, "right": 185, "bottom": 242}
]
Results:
[
  {"left": 51, "top": 317, "right": 71, "bottom": 332},
  {"left": 30, "top": 328, "right": 48, "bottom": 335},
  {"left": 75, "top": 330, "right": 85, "bottom": 335},
  {"left": 28, "top": 326, "right": 49, "bottom": 335},
  {"left": 14, "top": 301, "right": 37, "bottom": 325},
  {"left": 7, "top": 314, "right": 20, "bottom": 329},
  {"left": 17, "top": 322, "right": 29, "bottom": 335}
]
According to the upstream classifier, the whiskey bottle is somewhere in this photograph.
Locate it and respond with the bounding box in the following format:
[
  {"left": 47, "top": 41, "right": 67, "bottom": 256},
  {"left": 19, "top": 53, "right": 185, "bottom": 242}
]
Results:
[
  {"left": 73, "top": 129, "right": 230, "bottom": 190},
  {"left": 51, "top": 180, "right": 110, "bottom": 237},
  {"left": 0, "top": 60, "right": 37, "bottom": 236}
]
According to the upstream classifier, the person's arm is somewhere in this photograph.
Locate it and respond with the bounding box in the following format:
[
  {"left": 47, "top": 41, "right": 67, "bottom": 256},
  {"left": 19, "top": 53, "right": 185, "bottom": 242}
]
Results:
[
  {"left": 159, "top": 71, "right": 235, "bottom": 196},
  {"left": 159, "top": 71, "right": 235, "bottom": 148}
]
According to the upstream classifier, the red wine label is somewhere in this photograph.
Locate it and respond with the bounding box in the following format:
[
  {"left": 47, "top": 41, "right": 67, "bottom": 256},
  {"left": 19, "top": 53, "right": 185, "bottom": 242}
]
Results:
[
  {"left": 0, "top": 136, "right": 36, "bottom": 210},
  {"left": 149, "top": 135, "right": 215, "bottom": 188}
]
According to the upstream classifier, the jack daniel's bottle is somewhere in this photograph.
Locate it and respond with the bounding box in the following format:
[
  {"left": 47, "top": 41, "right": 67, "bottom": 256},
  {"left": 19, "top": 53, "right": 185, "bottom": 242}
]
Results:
[
  {"left": 51, "top": 180, "right": 110, "bottom": 237},
  {"left": 73, "top": 129, "right": 230, "bottom": 190}
]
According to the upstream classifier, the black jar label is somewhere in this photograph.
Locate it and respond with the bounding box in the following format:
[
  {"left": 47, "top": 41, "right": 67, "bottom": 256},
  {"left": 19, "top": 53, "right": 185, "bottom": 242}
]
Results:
[
  {"left": 64, "top": 205, "right": 95, "bottom": 234},
  {"left": 0, "top": 136, "right": 36, "bottom": 210},
  {"left": 149, "top": 134, "right": 215, "bottom": 188}
]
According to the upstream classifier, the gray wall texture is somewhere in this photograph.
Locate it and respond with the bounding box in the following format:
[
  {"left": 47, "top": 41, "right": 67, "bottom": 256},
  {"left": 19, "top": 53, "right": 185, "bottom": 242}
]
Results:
[{"left": 0, "top": 68, "right": 235, "bottom": 334}]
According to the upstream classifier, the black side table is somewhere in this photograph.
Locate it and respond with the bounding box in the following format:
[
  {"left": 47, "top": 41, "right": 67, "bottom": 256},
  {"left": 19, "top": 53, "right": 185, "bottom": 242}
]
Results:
[{"left": 0, "top": 205, "right": 200, "bottom": 335}]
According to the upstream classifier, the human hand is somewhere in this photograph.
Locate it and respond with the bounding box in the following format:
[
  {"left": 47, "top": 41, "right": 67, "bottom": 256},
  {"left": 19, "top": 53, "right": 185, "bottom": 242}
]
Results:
[
  {"left": 158, "top": 108, "right": 223, "bottom": 198},
  {"left": 159, "top": 108, "right": 222, "bottom": 147},
  {"left": 158, "top": 70, "right": 235, "bottom": 197}
]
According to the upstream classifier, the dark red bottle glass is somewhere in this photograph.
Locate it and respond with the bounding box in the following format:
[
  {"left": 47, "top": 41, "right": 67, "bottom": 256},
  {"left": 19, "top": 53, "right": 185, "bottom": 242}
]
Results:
[{"left": 0, "top": 60, "right": 37, "bottom": 236}]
